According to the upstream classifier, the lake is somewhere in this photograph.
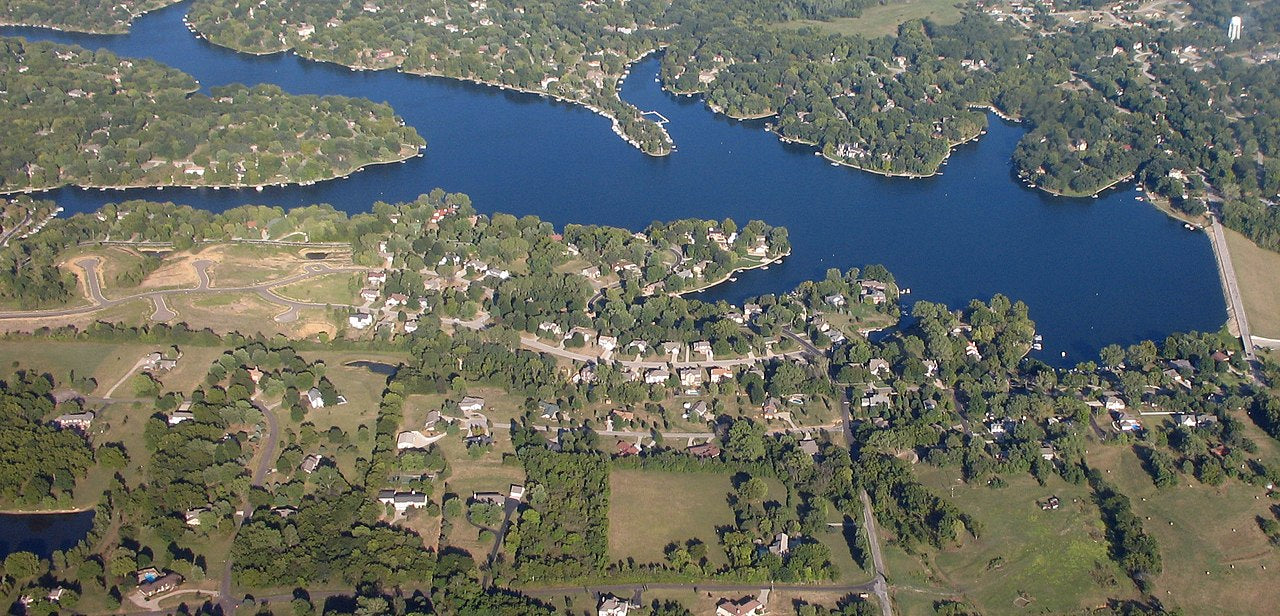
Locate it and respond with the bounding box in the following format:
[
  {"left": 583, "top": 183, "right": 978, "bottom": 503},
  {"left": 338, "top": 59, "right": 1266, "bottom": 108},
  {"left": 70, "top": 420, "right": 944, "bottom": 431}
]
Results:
[
  {"left": 0, "top": 510, "right": 95, "bottom": 559},
  {"left": 1, "top": 2, "right": 1227, "bottom": 362}
]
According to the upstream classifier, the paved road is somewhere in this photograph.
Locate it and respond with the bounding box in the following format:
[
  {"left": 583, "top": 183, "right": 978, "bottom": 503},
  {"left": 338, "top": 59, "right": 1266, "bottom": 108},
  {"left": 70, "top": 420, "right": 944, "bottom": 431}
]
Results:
[
  {"left": 519, "top": 335, "right": 803, "bottom": 369},
  {"left": 0, "top": 259, "right": 365, "bottom": 322},
  {"left": 219, "top": 400, "right": 281, "bottom": 615},
  {"left": 521, "top": 579, "right": 877, "bottom": 598},
  {"left": 1207, "top": 216, "right": 1256, "bottom": 361},
  {"left": 0, "top": 208, "right": 32, "bottom": 246},
  {"left": 860, "top": 490, "right": 892, "bottom": 616}
]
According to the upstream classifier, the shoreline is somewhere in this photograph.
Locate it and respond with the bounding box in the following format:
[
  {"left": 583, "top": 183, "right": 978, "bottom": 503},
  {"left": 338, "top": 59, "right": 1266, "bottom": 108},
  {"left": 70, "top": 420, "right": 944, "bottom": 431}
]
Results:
[
  {"left": 184, "top": 22, "right": 674, "bottom": 156},
  {"left": 819, "top": 126, "right": 986, "bottom": 179},
  {"left": 1022, "top": 172, "right": 1134, "bottom": 199},
  {"left": 0, "top": 143, "right": 424, "bottom": 197},
  {"left": 673, "top": 249, "right": 791, "bottom": 297}
]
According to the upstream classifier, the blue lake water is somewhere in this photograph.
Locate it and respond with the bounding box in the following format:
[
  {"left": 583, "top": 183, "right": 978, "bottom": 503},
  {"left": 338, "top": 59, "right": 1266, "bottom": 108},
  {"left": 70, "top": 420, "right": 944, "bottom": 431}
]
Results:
[
  {"left": 2, "top": 2, "right": 1227, "bottom": 362},
  {"left": 0, "top": 511, "right": 94, "bottom": 559}
]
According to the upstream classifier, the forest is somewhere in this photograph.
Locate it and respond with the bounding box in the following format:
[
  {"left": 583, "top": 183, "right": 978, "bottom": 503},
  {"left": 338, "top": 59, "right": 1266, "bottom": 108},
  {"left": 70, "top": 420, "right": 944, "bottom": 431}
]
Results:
[
  {"left": 0, "top": 0, "right": 178, "bottom": 33},
  {"left": 0, "top": 37, "right": 424, "bottom": 193}
]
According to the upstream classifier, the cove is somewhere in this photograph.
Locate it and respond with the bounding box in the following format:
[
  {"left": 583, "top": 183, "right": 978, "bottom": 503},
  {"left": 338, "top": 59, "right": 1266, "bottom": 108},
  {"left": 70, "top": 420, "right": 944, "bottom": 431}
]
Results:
[{"left": 2, "top": 2, "right": 1226, "bottom": 362}]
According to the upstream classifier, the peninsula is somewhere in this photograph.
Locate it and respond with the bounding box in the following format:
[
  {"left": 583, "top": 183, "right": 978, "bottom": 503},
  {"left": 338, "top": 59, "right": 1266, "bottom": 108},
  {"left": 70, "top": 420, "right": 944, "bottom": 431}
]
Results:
[
  {"left": 0, "top": 0, "right": 179, "bottom": 33},
  {"left": 0, "top": 37, "right": 425, "bottom": 194}
]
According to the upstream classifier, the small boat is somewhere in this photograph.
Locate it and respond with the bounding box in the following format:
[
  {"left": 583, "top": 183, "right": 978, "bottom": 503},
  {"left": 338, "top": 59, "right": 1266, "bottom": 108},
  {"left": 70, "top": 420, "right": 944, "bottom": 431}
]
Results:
[
  {"left": 761, "top": 266, "right": 769, "bottom": 270},
  {"left": 901, "top": 288, "right": 911, "bottom": 294},
  {"left": 729, "top": 277, "right": 738, "bottom": 282}
]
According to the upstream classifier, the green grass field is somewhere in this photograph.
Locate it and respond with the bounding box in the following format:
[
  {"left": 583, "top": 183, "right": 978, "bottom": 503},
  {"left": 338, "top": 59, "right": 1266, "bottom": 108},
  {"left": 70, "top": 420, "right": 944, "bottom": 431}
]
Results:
[
  {"left": 911, "top": 466, "right": 1131, "bottom": 614},
  {"left": 273, "top": 272, "right": 362, "bottom": 305},
  {"left": 0, "top": 339, "right": 160, "bottom": 396},
  {"left": 1224, "top": 227, "right": 1280, "bottom": 339},
  {"left": 608, "top": 470, "right": 741, "bottom": 567},
  {"left": 776, "top": 0, "right": 964, "bottom": 39},
  {"left": 1088, "top": 446, "right": 1280, "bottom": 614}
]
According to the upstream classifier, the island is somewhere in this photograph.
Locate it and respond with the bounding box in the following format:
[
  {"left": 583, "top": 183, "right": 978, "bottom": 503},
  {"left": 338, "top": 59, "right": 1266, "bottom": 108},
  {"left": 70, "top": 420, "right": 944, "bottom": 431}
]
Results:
[
  {"left": 0, "top": 37, "right": 425, "bottom": 194},
  {"left": 0, "top": 191, "right": 1274, "bottom": 615},
  {"left": 0, "top": 0, "right": 180, "bottom": 33}
]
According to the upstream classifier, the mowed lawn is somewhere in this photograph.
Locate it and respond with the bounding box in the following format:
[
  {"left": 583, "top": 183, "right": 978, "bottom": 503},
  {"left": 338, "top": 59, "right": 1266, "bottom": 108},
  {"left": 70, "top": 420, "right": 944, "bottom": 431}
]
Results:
[
  {"left": 776, "top": 0, "right": 963, "bottom": 39},
  {"left": 914, "top": 466, "right": 1133, "bottom": 614},
  {"left": 1225, "top": 227, "right": 1280, "bottom": 339},
  {"left": 0, "top": 340, "right": 159, "bottom": 396},
  {"left": 1089, "top": 446, "right": 1280, "bottom": 615},
  {"left": 608, "top": 470, "right": 738, "bottom": 567}
]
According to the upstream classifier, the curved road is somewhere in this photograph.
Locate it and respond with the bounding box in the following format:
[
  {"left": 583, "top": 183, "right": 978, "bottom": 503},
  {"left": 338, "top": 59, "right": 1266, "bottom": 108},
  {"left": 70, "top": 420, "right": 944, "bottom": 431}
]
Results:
[
  {"left": 0, "top": 258, "right": 364, "bottom": 322},
  {"left": 219, "top": 400, "right": 281, "bottom": 615}
]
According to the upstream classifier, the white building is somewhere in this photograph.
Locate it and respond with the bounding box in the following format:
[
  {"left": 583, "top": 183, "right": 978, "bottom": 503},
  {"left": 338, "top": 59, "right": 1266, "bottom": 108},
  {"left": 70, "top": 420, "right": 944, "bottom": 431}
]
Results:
[{"left": 1228, "top": 15, "right": 1242, "bottom": 42}]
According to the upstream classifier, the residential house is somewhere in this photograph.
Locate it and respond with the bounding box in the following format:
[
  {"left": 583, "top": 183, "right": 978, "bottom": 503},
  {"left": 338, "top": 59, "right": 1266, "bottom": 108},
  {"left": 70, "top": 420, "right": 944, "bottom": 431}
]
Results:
[
  {"left": 574, "top": 363, "right": 597, "bottom": 385},
  {"left": 1103, "top": 395, "right": 1127, "bottom": 412},
  {"left": 828, "top": 330, "right": 846, "bottom": 344},
  {"left": 612, "top": 410, "right": 636, "bottom": 422},
  {"left": 470, "top": 491, "right": 506, "bottom": 506},
  {"left": 424, "top": 410, "right": 441, "bottom": 432},
  {"left": 360, "top": 288, "right": 379, "bottom": 302},
  {"left": 539, "top": 401, "right": 561, "bottom": 419},
  {"left": 660, "top": 341, "right": 683, "bottom": 357},
  {"left": 687, "top": 442, "right": 721, "bottom": 459},
  {"left": 138, "top": 573, "right": 182, "bottom": 598},
  {"left": 46, "top": 588, "right": 68, "bottom": 603},
  {"left": 688, "top": 400, "right": 710, "bottom": 420},
  {"left": 306, "top": 387, "right": 325, "bottom": 408},
  {"left": 538, "top": 321, "right": 564, "bottom": 337},
  {"left": 824, "top": 294, "right": 847, "bottom": 308},
  {"left": 597, "top": 335, "right": 618, "bottom": 352},
  {"left": 464, "top": 434, "right": 494, "bottom": 448},
  {"left": 679, "top": 368, "right": 704, "bottom": 388},
  {"left": 1114, "top": 411, "right": 1142, "bottom": 432},
  {"left": 965, "top": 341, "right": 982, "bottom": 360},
  {"left": 367, "top": 271, "right": 386, "bottom": 285},
  {"left": 458, "top": 396, "right": 485, "bottom": 412},
  {"left": 868, "top": 358, "right": 890, "bottom": 377},
  {"left": 743, "top": 303, "right": 763, "bottom": 320},
  {"left": 693, "top": 340, "right": 714, "bottom": 359},
  {"left": 348, "top": 312, "right": 374, "bottom": 329},
  {"left": 709, "top": 367, "right": 734, "bottom": 383},
  {"left": 386, "top": 293, "right": 408, "bottom": 308},
  {"left": 53, "top": 411, "right": 94, "bottom": 431},
  {"left": 509, "top": 484, "right": 525, "bottom": 500},
  {"left": 616, "top": 440, "right": 640, "bottom": 457},
  {"left": 397, "top": 431, "right": 434, "bottom": 450},
  {"left": 377, "top": 490, "right": 429, "bottom": 512},
  {"left": 598, "top": 594, "right": 638, "bottom": 616},
  {"left": 403, "top": 319, "right": 419, "bottom": 334},
  {"left": 861, "top": 386, "right": 892, "bottom": 409},
  {"left": 762, "top": 397, "right": 781, "bottom": 419},
  {"left": 799, "top": 438, "right": 820, "bottom": 458},
  {"left": 581, "top": 266, "right": 602, "bottom": 279},
  {"left": 644, "top": 368, "right": 670, "bottom": 385},
  {"left": 167, "top": 411, "right": 195, "bottom": 425},
  {"left": 568, "top": 326, "right": 597, "bottom": 346},
  {"left": 716, "top": 597, "right": 765, "bottom": 616},
  {"left": 184, "top": 507, "right": 208, "bottom": 526},
  {"left": 769, "top": 532, "right": 790, "bottom": 556},
  {"left": 301, "top": 454, "right": 324, "bottom": 474}
]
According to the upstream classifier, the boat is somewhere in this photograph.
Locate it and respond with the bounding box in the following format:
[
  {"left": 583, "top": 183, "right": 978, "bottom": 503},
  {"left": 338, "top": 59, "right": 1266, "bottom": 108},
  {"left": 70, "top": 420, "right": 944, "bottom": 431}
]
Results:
[
  {"left": 729, "top": 277, "right": 738, "bottom": 282},
  {"left": 901, "top": 288, "right": 911, "bottom": 294},
  {"left": 761, "top": 266, "right": 769, "bottom": 270}
]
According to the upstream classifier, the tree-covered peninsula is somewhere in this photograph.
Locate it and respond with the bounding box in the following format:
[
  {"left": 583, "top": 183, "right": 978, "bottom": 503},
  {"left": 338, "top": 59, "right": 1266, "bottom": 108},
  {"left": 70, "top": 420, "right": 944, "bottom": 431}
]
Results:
[
  {"left": 0, "top": 37, "right": 425, "bottom": 193},
  {"left": 185, "top": 0, "right": 675, "bottom": 155},
  {"left": 0, "top": 0, "right": 179, "bottom": 33}
]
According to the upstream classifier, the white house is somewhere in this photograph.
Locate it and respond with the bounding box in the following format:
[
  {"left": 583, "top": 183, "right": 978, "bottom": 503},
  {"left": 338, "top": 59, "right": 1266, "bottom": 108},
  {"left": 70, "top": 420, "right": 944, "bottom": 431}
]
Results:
[
  {"left": 377, "top": 490, "right": 428, "bottom": 512},
  {"left": 306, "top": 387, "right": 325, "bottom": 408},
  {"left": 644, "top": 368, "right": 670, "bottom": 385},
  {"left": 53, "top": 411, "right": 94, "bottom": 431},
  {"left": 598, "top": 595, "right": 637, "bottom": 616},
  {"left": 459, "top": 396, "right": 486, "bottom": 412},
  {"left": 168, "top": 411, "right": 195, "bottom": 426},
  {"left": 349, "top": 312, "right": 374, "bottom": 329}
]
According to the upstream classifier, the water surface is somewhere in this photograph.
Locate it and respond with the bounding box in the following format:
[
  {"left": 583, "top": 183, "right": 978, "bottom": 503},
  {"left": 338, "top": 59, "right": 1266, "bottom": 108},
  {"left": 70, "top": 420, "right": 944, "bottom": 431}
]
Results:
[{"left": 2, "top": 4, "right": 1227, "bottom": 361}]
